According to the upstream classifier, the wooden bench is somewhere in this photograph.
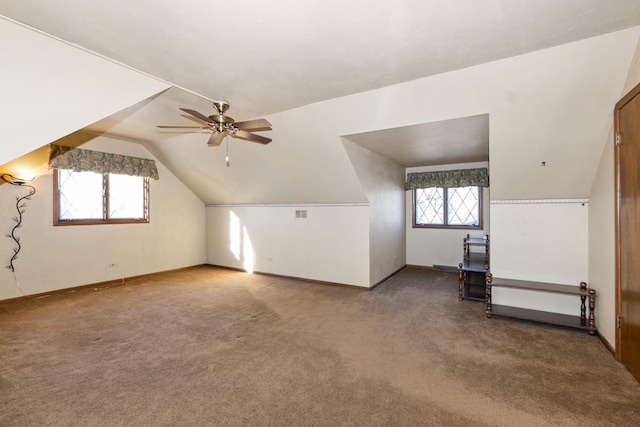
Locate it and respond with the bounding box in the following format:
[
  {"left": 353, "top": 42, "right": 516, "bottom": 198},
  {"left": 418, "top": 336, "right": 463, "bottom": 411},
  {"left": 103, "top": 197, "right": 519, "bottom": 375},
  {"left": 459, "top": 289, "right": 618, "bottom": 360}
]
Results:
[{"left": 485, "top": 274, "right": 597, "bottom": 335}]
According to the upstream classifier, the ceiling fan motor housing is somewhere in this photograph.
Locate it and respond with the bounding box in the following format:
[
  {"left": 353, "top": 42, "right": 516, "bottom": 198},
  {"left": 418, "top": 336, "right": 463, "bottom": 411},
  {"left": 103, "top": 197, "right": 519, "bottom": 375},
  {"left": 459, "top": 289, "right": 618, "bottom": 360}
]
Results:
[
  {"left": 209, "top": 114, "right": 234, "bottom": 125},
  {"left": 208, "top": 115, "right": 235, "bottom": 133},
  {"left": 209, "top": 101, "right": 234, "bottom": 132}
]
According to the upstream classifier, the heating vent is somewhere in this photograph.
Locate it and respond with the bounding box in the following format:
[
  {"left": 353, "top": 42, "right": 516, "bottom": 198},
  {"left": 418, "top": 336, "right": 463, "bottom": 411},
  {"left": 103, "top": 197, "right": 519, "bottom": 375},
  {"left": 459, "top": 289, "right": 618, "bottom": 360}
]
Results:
[{"left": 295, "top": 209, "right": 308, "bottom": 219}]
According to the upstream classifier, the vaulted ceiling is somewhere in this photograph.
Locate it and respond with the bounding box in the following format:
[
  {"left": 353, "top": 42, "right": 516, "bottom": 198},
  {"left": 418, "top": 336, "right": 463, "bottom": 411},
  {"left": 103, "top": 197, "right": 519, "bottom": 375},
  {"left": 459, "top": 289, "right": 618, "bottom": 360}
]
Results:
[
  {"left": 2, "top": 1, "right": 639, "bottom": 118},
  {"left": 2, "top": 1, "right": 640, "bottom": 203}
]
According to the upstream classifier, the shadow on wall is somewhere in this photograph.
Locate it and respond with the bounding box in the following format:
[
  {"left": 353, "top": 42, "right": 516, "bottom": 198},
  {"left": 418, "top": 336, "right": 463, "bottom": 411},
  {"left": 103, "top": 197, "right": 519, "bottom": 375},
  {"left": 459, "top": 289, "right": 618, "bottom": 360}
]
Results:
[{"left": 229, "top": 210, "right": 255, "bottom": 273}]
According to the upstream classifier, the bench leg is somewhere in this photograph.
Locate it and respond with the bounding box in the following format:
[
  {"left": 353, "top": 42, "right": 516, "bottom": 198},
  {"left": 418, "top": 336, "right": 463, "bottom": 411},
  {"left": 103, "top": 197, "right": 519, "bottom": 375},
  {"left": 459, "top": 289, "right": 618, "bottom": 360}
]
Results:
[
  {"left": 458, "top": 263, "right": 463, "bottom": 301},
  {"left": 485, "top": 273, "right": 493, "bottom": 317},
  {"left": 588, "top": 290, "right": 596, "bottom": 335}
]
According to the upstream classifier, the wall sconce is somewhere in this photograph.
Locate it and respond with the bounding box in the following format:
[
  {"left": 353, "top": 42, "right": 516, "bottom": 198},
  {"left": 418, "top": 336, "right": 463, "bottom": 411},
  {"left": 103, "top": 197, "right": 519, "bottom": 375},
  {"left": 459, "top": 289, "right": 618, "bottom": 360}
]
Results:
[{"left": 1, "top": 172, "right": 37, "bottom": 273}]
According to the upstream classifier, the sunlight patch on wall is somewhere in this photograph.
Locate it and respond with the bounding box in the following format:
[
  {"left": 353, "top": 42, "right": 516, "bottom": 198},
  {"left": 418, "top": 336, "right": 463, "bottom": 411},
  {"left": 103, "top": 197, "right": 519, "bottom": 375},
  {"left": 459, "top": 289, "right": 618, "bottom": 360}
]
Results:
[
  {"left": 229, "top": 210, "right": 255, "bottom": 273},
  {"left": 229, "top": 211, "right": 241, "bottom": 261}
]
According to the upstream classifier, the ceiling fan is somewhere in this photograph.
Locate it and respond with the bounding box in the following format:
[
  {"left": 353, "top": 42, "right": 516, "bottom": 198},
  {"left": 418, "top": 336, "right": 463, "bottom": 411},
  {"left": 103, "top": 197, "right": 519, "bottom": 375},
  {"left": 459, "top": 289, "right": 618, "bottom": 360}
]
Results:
[{"left": 157, "top": 101, "right": 272, "bottom": 146}]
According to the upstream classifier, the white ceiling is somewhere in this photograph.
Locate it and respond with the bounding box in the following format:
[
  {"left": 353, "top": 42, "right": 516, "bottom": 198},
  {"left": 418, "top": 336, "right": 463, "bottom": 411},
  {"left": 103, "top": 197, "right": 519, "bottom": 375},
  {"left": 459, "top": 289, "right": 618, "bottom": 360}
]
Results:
[
  {"left": 2, "top": 1, "right": 640, "bottom": 117},
  {"left": 344, "top": 114, "right": 489, "bottom": 167},
  {"left": 2, "top": 1, "right": 640, "bottom": 168}
]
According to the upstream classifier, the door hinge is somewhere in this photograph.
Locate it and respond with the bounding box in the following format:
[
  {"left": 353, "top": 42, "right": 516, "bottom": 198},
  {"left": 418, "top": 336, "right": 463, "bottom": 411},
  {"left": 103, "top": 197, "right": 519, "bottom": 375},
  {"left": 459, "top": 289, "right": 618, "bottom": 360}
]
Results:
[
  {"left": 615, "top": 132, "right": 621, "bottom": 146},
  {"left": 617, "top": 315, "right": 622, "bottom": 329}
]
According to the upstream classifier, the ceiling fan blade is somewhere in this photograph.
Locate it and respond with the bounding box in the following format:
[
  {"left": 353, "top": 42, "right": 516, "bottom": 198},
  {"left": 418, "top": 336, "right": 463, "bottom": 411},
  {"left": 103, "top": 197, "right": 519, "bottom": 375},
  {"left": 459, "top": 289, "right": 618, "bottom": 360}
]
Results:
[
  {"left": 179, "top": 108, "right": 214, "bottom": 124},
  {"left": 156, "top": 125, "right": 208, "bottom": 129},
  {"left": 233, "top": 130, "right": 272, "bottom": 145},
  {"left": 207, "top": 132, "right": 225, "bottom": 146},
  {"left": 233, "top": 118, "right": 272, "bottom": 131}
]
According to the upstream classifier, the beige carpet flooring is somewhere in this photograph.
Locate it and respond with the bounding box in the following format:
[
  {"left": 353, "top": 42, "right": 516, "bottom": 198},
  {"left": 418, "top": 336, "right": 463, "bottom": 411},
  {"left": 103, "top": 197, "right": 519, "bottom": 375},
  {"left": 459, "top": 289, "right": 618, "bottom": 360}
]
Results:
[{"left": 1, "top": 266, "right": 639, "bottom": 426}]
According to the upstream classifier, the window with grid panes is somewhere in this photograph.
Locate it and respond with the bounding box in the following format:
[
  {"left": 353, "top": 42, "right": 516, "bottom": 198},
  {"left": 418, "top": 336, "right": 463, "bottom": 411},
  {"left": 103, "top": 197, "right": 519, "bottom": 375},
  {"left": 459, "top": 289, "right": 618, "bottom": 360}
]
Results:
[
  {"left": 413, "top": 186, "right": 482, "bottom": 229},
  {"left": 54, "top": 169, "right": 149, "bottom": 225}
]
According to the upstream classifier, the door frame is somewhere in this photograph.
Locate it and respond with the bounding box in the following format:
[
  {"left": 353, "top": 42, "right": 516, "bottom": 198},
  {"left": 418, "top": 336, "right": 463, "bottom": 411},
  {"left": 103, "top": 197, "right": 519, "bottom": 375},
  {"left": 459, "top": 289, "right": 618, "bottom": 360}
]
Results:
[{"left": 614, "top": 82, "right": 640, "bottom": 360}]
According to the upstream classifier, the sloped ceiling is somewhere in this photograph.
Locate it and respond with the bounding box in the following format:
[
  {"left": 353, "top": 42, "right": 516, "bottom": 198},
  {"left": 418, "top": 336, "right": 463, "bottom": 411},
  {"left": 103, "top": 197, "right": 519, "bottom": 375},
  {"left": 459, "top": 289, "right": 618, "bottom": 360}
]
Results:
[
  {"left": 2, "top": 1, "right": 639, "bottom": 118},
  {"left": 343, "top": 115, "right": 489, "bottom": 168},
  {"left": 1, "top": 2, "right": 640, "bottom": 204}
]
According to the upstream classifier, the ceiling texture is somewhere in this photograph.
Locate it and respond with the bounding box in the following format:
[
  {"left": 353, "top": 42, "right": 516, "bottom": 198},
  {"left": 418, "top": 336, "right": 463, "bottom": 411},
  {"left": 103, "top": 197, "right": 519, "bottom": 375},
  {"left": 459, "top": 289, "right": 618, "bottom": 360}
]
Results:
[{"left": 2, "top": 0, "right": 640, "bottom": 169}]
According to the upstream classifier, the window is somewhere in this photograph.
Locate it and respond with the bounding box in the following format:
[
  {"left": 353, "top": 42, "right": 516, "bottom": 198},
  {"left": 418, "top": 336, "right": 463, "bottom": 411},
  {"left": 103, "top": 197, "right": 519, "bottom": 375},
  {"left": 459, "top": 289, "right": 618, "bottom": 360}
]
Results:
[
  {"left": 413, "top": 186, "right": 482, "bottom": 229},
  {"left": 54, "top": 169, "right": 149, "bottom": 225}
]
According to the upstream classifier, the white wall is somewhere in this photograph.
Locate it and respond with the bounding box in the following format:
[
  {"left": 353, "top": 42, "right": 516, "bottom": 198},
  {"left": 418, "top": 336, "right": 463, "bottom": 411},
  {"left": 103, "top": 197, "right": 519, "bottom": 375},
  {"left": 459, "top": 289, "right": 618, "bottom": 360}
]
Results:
[
  {"left": 588, "top": 35, "right": 640, "bottom": 348},
  {"left": 206, "top": 205, "right": 370, "bottom": 287},
  {"left": 203, "top": 29, "right": 637, "bottom": 292},
  {"left": 490, "top": 202, "right": 589, "bottom": 315},
  {"left": 406, "top": 162, "right": 489, "bottom": 268},
  {"left": 205, "top": 140, "right": 403, "bottom": 289},
  {"left": 342, "top": 140, "right": 406, "bottom": 285},
  {"left": 0, "top": 17, "right": 169, "bottom": 165},
  {"left": 0, "top": 137, "right": 206, "bottom": 300}
]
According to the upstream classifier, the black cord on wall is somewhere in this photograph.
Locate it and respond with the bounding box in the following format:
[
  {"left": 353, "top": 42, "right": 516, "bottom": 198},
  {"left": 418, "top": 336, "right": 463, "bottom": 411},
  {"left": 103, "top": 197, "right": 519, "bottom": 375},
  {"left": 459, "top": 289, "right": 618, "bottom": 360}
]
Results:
[{"left": 2, "top": 174, "right": 36, "bottom": 272}]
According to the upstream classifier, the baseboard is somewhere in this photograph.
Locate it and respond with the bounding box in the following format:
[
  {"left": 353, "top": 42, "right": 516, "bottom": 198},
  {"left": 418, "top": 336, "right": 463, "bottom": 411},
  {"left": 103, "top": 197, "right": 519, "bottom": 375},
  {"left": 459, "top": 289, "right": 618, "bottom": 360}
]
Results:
[
  {"left": 203, "top": 264, "right": 246, "bottom": 273},
  {"left": 432, "top": 264, "right": 460, "bottom": 273},
  {"left": 0, "top": 264, "right": 208, "bottom": 305},
  {"left": 2, "top": 263, "right": 439, "bottom": 305},
  {"left": 369, "top": 265, "right": 407, "bottom": 290},
  {"left": 207, "top": 264, "right": 408, "bottom": 291},
  {"left": 405, "top": 264, "right": 460, "bottom": 273},
  {"left": 405, "top": 264, "right": 434, "bottom": 270},
  {"left": 207, "top": 264, "right": 369, "bottom": 290},
  {"left": 597, "top": 332, "right": 615, "bottom": 357}
]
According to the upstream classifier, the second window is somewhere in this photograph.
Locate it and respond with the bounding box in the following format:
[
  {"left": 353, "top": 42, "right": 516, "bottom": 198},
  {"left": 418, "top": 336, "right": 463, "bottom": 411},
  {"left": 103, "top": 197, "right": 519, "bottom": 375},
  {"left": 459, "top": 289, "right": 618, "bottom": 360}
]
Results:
[{"left": 413, "top": 186, "right": 482, "bottom": 229}]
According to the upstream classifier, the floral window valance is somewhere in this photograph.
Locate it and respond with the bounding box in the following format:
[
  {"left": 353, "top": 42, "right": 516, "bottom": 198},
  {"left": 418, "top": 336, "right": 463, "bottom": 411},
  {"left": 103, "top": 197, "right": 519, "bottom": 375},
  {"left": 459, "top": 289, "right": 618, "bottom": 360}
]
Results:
[
  {"left": 48, "top": 144, "right": 159, "bottom": 180},
  {"left": 405, "top": 167, "right": 489, "bottom": 190}
]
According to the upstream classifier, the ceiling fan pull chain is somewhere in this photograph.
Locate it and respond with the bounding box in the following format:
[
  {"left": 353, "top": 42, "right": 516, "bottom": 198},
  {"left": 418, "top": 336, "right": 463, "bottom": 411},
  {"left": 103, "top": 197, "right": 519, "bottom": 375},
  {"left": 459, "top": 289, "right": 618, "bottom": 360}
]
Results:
[{"left": 226, "top": 136, "right": 230, "bottom": 167}]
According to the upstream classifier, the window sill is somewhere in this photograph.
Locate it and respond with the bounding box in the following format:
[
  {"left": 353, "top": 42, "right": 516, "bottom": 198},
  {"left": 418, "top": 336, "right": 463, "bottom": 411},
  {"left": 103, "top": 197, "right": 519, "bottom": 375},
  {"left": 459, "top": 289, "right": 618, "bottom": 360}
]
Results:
[{"left": 412, "top": 224, "right": 482, "bottom": 230}]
